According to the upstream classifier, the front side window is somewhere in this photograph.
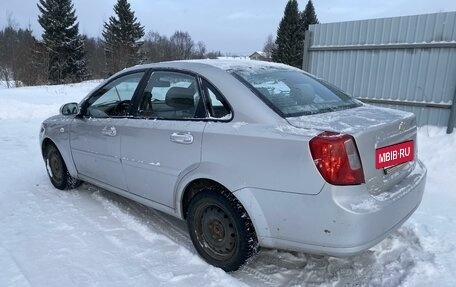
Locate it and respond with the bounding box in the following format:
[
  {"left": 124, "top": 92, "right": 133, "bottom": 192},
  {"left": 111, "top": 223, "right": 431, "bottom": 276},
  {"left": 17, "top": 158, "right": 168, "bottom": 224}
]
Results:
[
  {"left": 84, "top": 72, "right": 145, "bottom": 118},
  {"left": 234, "top": 68, "right": 361, "bottom": 117},
  {"left": 137, "top": 71, "right": 204, "bottom": 120}
]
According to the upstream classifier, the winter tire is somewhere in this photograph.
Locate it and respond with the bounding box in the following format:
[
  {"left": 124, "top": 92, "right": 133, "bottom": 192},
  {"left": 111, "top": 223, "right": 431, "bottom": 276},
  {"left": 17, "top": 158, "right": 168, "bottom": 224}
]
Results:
[
  {"left": 187, "top": 187, "right": 258, "bottom": 272},
  {"left": 45, "top": 144, "right": 80, "bottom": 190}
]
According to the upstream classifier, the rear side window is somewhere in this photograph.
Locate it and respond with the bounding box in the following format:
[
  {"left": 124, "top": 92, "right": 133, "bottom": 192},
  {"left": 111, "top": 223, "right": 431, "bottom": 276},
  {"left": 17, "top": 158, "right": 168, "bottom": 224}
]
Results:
[
  {"left": 234, "top": 69, "right": 360, "bottom": 117},
  {"left": 137, "top": 71, "right": 204, "bottom": 120},
  {"left": 201, "top": 80, "right": 232, "bottom": 120}
]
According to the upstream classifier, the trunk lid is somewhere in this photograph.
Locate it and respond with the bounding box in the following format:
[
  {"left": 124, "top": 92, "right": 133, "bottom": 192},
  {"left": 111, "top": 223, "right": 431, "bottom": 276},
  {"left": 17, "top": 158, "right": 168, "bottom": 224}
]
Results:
[{"left": 287, "top": 104, "right": 417, "bottom": 194}]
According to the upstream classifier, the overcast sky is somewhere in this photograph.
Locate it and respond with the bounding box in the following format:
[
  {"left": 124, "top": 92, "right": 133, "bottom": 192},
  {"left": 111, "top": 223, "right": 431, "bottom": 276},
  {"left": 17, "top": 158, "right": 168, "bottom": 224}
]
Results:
[{"left": 1, "top": 0, "right": 456, "bottom": 55}]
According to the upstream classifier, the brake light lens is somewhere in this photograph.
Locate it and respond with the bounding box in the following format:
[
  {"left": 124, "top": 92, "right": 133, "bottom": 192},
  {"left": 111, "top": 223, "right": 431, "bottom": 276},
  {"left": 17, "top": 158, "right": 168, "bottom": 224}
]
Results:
[{"left": 309, "top": 132, "right": 365, "bottom": 185}]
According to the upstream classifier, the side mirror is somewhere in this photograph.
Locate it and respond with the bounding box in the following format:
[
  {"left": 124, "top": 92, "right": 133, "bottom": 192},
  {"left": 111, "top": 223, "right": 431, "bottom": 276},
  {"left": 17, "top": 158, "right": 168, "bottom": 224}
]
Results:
[{"left": 60, "top": 102, "right": 79, "bottom": 116}]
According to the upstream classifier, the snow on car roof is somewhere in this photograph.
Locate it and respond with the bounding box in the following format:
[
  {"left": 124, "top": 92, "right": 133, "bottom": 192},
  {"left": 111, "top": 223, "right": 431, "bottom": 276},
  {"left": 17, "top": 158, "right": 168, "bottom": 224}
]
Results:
[
  {"left": 177, "top": 59, "right": 302, "bottom": 73},
  {"left": 126, "top": 59, "right": 305, "bottom": 76}
]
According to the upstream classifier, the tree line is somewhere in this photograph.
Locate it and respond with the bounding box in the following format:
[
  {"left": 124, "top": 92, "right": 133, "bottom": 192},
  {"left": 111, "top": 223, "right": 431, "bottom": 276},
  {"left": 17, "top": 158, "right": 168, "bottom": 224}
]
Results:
[
  {"left": 0, "top": 22, "right": 42, "bottom": 87},
  {"left": 0, "top": 0, "right": 219, "bottom": 86},
  {"left": 0, "top": 0, "right": 318, "bottom": 87}
]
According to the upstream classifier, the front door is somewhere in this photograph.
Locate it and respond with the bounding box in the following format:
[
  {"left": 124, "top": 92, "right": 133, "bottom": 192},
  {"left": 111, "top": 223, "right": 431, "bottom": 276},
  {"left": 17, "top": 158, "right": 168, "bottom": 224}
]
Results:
[{"left": 70, "top": 71, "right": 146, "bottom": 190}]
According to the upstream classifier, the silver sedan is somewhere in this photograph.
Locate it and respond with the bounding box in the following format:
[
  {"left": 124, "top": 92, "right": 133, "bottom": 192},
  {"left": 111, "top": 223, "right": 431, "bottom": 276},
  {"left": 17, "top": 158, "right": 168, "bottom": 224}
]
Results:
[{"left": 40, "top": 60, "right": 426, "bottom": 271}]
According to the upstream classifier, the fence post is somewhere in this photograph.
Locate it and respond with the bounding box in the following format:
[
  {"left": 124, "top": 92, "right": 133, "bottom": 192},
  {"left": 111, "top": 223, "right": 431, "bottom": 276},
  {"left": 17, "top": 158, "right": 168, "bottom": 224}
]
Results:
[
  {"left": 302, "top": 30, "right": 311, "bottom": 72},
  {"left": 447, "top": 85, "right": 456, "bottom": 134}
]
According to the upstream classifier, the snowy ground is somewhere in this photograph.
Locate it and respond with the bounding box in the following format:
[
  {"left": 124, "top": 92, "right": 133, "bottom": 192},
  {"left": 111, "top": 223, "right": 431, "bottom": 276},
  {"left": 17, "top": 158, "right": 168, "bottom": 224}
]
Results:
[
  {"left": 0, "top": 82, "right": 455, "bottom": 287},
  {"left": 0, "top": 80, "right": 17, "bottom": 89}
]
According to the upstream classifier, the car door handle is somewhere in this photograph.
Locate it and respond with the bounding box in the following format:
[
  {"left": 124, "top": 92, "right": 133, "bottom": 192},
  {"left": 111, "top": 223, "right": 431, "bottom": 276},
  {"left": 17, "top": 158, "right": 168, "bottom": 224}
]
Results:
[
  {"left": 101, "top": 126, "right": 117, "bottom": 137},
  {"left": 170, "top": 132, "right": 193, "bottom": 144}
]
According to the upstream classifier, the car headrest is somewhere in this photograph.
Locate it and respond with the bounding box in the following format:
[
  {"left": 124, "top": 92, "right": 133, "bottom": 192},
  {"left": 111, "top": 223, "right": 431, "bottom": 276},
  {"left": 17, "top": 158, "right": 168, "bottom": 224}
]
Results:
[
  {"left": 165, "top": 87, "right": 195, "bottom": 109},
  {"left": 291, "top": 84, "right": 316, "bottom": 104}
]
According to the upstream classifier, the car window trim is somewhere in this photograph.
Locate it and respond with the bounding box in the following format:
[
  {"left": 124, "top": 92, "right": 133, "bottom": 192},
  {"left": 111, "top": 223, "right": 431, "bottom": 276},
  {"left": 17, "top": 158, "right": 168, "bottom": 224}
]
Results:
[
  {"left": 231, "top": 72, "right": 286, "bottom": 118},
  {"left": 80, "top": 69, "right": 150, "bottom": 119},
  {"left": 197, "top": 76, "right": 234, "bottom": 122},
  {"left": 130, "top": 68, "right": 207, "bottom": 121},
  {"left": 130, "top": 68, "right": 233, "bottom": 123},
  {"left": 128, "top": 69, "right": 153, "bottom": 116},
  {"left": 195, "top": 75, "right": 210, "bottom": 119}
]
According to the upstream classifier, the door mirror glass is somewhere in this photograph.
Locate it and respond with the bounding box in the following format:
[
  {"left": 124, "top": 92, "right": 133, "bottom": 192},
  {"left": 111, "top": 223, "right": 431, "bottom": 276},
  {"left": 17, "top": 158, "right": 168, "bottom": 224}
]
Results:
[{"left": 60, "top": 102, "right": 79, "bottom": 116}]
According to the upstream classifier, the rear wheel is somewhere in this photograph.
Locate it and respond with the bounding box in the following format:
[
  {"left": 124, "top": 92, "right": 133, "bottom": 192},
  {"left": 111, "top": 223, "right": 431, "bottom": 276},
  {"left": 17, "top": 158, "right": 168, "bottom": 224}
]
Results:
[
  {"left": 187, "top": 188, "right": 258, "bottom": 272},
  {"left": 45, "top": 144, "right": 80, "bottom": 190}
]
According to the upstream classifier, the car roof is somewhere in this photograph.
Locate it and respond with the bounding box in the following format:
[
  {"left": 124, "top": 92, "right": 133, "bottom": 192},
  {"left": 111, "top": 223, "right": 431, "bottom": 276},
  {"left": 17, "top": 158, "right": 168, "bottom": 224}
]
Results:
[{"left": 119, "top": 59, "right": 302, "bottom": 76}]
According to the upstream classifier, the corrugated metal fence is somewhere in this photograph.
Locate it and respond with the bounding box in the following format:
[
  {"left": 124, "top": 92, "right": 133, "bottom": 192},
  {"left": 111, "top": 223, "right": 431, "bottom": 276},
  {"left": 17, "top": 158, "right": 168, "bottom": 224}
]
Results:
[{"left": 302, "top": 12, "right": 456, "bottom": 133}]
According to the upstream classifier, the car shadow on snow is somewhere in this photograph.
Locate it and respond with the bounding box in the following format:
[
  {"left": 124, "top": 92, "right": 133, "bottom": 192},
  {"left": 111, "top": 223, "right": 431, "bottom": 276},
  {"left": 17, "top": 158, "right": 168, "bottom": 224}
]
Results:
[{"left": 78, "top": 183, "right": 435, "bottom": 287}]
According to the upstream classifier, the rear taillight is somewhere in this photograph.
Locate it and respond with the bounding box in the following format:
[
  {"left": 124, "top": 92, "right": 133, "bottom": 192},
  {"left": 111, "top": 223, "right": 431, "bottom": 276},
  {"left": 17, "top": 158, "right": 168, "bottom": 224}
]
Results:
[{"left": 309, "top": 132, "right": 365, "bottom": 185}]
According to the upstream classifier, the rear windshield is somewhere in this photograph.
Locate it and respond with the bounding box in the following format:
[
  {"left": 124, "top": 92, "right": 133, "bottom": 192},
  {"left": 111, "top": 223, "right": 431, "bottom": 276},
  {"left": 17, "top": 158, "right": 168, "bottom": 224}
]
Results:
[{"left": 233, "top": 68, "right": 361, "bottom": 117}]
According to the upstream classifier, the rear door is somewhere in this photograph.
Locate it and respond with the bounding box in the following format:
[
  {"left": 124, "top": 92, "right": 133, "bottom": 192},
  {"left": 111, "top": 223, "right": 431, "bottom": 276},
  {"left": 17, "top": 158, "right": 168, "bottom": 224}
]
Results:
[
  {"left": 70, "top": 71, "right": 146, "bottom": 190},
  {"left": 121, "top": 71, "right": 207, "bottom": 207}
]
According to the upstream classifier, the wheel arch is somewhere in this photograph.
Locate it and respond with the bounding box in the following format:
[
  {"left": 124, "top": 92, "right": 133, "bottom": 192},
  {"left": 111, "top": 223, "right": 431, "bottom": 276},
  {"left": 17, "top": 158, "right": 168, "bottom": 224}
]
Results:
[
  {"left": 175, "top": 162, "right": 244, "bottom": 218},
  {"left": 41, "top": 138, "right": 54, "bottom": 158},
  {"left": 180, "top": 178, "right": 226, "bottom": 220},
  {"left": 41, "top": 137, "right": 78, "bottom": 178},
  {"left": 180, "top": 174, "right": 273, "bottom": 244}
]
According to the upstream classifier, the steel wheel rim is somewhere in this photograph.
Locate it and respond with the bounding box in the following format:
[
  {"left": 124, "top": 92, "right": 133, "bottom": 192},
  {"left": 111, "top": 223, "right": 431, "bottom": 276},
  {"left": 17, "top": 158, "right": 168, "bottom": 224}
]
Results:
[
  {"left": 48, "top": 150, "right": 63, "bottom": 183},
  {"left": 195, "top": 202, "right": 237, "bottom": 260}
]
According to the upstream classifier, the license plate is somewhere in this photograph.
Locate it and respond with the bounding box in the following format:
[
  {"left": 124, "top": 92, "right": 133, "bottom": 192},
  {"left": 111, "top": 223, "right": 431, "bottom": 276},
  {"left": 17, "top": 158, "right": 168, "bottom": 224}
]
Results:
[{"left": 375, "top": 141, "right": 414, "bottom": 169}]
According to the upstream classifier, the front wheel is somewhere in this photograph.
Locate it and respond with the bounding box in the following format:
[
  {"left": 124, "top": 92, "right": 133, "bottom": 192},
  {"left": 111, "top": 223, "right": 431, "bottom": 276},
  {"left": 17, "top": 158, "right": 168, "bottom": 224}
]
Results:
[
  {"left": 187, "top": 188, "right": 258, "bottom": 272},
  {"left": 45, "top": 144, "right": 80, "bottom": 190}
]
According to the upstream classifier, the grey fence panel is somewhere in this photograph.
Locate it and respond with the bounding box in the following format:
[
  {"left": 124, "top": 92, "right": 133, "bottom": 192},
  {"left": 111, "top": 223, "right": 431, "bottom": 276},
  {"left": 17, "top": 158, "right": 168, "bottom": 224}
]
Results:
[{"left": 304, "top": 12, "right": 456, "bottom": 132}]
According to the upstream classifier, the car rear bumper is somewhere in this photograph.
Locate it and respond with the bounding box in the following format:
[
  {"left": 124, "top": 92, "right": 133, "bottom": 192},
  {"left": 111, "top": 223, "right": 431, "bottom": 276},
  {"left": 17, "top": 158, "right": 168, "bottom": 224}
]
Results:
[{"left": 233, "top": 159, "right": 426, "bottom": 256}]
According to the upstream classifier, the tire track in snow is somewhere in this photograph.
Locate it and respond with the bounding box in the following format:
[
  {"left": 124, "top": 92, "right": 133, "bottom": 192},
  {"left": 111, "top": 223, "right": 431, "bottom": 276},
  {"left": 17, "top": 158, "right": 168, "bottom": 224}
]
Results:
[
  {"left": 85, "top": 185, "right": 282, "bottom": 286},
  {"left": 0, "top": 246, "right": 32, "bottom": 287},
  {"left": 87, "top": 185, "right": 194, "bottom": 250},
  {"left": 236, "top": 265, "right": 281, "bottom": 287},
  {"left": 237, "top": 227, "right": 436, "bottom": 287},
  {"left": 86, "top": 186, "right": 248, "bottom": 286},
  {"left": 79, "top": 184, "right": 437, "bottom": 287}
]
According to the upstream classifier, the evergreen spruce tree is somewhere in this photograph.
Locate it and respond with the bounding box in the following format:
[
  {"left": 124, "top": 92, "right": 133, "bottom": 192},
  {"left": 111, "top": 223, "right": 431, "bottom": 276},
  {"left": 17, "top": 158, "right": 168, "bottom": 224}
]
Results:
[
  {"left": 272, "top": 0, "right": 304, "bottom": 68},
  {"left": 103, "top": 0, "right": 145, "bottom": 74},
  {"left": 37, "top": 0, "right": 88, "bottom": 83},
  {"left": 301, "top": 0, "right": 319, "bottom": 32},
  {"left": 68, "top": 34, "right": 89, "bottom": 82}
]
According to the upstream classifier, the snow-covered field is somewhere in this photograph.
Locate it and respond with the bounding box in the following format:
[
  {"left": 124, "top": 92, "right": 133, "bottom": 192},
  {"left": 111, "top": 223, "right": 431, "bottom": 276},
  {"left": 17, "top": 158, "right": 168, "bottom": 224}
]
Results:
[
  {"left": 1, "top": 81, "right": 455, "bottom": 287},
  {"left": 0, "top": 80, "right": 18, "bottom": 89}
]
